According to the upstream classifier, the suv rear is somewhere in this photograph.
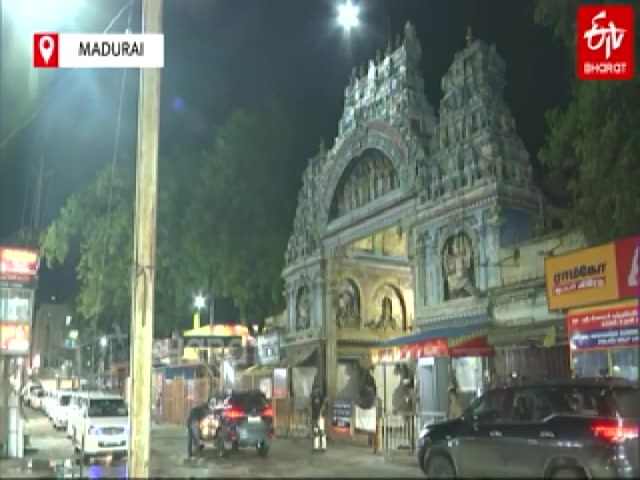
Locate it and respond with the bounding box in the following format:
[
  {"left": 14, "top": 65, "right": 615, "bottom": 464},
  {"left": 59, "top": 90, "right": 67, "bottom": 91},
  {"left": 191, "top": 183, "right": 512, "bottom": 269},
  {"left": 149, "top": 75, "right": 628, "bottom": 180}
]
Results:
[
  {"left": 418, "top": 379, "right": 639, "bottom": 478},
  {"left": 217, "top": 390, "right": 273, "bottom": 456}
]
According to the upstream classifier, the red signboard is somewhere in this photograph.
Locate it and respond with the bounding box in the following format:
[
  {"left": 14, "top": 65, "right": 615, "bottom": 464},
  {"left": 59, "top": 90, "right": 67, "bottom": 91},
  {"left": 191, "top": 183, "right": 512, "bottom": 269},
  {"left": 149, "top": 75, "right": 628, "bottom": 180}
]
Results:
[
  {"left": 566, "top": 302, "right": 639, "bottom": 334},
  {"left": 0, "top": 322, "right": 30, "bottom": 355},
  {"left": 614, "top": 236, "right": 640, "bottom": 300},
  {"left": 449, "top": 336, "right": 495, "bottom": 358},
  {"left": 0, "top": 247, "right": 39, "bottom": 282}
]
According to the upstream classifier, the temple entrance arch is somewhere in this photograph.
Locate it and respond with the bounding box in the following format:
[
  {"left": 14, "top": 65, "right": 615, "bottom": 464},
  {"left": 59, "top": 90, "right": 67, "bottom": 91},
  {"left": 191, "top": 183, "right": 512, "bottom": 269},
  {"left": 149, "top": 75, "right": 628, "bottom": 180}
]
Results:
[{"left": 329, "top": 148, "right": 399, "bottom": 220}]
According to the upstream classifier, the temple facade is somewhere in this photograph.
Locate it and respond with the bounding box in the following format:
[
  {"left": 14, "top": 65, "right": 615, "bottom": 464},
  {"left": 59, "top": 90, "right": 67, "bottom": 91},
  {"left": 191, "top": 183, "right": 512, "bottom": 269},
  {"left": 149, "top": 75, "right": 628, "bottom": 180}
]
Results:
[{"left": 281, "top": 23, "right": 571, "bottom": 417}]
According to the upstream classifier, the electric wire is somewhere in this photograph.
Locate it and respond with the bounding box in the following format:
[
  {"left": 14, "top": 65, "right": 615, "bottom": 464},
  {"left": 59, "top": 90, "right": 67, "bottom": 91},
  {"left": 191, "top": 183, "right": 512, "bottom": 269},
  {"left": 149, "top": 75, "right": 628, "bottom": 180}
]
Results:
[
  {"left": 91, "top": 2, "right": 135, "bottom": 376},
  {"left": 0, "top": 0, "right": 135, "bottom": 152}
]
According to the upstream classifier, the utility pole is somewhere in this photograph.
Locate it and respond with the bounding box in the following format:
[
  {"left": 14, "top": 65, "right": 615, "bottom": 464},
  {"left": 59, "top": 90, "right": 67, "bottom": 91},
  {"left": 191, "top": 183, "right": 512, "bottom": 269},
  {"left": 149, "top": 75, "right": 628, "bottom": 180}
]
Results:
[{"left": 128, "top": 0, "right": 163, "bottom": 477}]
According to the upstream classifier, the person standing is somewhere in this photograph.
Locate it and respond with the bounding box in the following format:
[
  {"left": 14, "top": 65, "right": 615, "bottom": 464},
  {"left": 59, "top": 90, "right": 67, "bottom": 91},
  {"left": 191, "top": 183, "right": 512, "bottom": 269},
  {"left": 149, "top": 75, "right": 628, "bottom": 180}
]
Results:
[
  {"left": 186, "top": 401, "right": 210, "bottom": 459},
  {"left": 447, "top": 386, "right": 464, "bottom": 420}
]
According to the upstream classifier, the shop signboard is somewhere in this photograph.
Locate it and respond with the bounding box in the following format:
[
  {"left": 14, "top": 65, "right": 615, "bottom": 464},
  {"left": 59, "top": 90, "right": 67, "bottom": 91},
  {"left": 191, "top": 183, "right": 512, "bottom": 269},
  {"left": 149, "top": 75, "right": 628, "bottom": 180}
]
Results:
[
  {"left": 545, "top": 236, "right": 640, "bottom": 311},
  {"left": 0, "top": 322, "right": 30, "bottom": 355},
  {"left": 331, "top": 398, "right": 352, "bottom": 434},
  {"left": 614, "top": 236, "right": 640, "bottom": 300},
  {"left": 371, "top": 338, "right": 448, "bottom": 364},
  {"left": 0, "top": 247, "right": 39, "bottom": 283},
  {"left": 566, "top": 300, "right": 639, "bottom": 351}
]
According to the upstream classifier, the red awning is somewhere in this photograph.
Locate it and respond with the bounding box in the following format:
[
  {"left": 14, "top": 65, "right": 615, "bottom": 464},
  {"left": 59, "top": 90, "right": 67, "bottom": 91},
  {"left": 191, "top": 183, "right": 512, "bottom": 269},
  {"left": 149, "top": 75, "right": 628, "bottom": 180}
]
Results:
[{"left": 448, "top": 336, "right": 494, "bottom": 357}]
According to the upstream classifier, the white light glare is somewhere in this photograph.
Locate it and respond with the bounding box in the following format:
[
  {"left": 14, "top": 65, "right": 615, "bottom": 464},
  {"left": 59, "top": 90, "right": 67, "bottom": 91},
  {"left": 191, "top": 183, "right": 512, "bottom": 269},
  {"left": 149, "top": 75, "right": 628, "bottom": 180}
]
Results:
[
  {"left": 194, "top": 295, "right": 206, "bottom": 310},
  {"left": 338, "top": 1, "right": 359, "bottom": 30}
]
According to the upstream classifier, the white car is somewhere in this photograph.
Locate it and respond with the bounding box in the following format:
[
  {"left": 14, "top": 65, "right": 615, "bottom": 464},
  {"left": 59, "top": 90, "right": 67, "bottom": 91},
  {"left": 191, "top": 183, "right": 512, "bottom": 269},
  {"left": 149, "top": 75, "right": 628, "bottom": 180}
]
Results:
[
  {"left": 72, "top": 394, "right": 129, "bottom": 458},
  {"left": 51, "top": 391, "right": 73, "bottom": 430}
]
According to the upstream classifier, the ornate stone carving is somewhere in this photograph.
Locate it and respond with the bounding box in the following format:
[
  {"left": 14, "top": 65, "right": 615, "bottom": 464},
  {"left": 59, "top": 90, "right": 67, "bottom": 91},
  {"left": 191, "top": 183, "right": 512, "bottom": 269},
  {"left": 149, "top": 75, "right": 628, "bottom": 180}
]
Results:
[
  {"left": 442, "top": 232, "right": 475, "bottom": 300},
  {"left": 329, "top": 149, "right": 399, "bottom": 219},
  {"left": 295, "top": 286, "right": 311, "bottom": 330},
  {"left": 335, "top": 279, "right": 361, "bottom": 329},
  {"left": 365, "top": 284, "right": 405, "bottom": 331},
  {"left": 419, "top": 39, "right": 538, "bottom": 204}
]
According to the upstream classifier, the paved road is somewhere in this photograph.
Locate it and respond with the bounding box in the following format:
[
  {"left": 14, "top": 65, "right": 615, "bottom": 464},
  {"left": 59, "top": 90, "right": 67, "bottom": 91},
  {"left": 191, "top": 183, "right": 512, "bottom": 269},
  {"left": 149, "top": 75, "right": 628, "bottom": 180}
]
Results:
[{"left": 6, "top": 411, "right": 422, "bottom": 478}]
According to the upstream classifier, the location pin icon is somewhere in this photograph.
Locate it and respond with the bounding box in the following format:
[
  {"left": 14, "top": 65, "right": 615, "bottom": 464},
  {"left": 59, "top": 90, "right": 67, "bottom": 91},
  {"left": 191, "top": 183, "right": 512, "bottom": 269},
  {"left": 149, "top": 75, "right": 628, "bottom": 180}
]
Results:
[{"left": 39, "top": 36, "right": 54, "bottom": 64}]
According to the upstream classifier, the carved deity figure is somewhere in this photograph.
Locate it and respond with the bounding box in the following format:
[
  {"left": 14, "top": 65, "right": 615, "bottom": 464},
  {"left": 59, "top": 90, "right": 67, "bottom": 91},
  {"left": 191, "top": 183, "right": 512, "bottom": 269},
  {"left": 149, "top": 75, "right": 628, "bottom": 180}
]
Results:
[
  {"left": 366, "top": 296, "right": 399, "bottom": 330},
  {"left": 336, "top": 280, "right": 361, "bottom": 329},
  {"left": 443, "top": 233, "right": 474, "bottom": 300},
  {"left": 296, "top": 288, "right": 311, "bottom": 330}
]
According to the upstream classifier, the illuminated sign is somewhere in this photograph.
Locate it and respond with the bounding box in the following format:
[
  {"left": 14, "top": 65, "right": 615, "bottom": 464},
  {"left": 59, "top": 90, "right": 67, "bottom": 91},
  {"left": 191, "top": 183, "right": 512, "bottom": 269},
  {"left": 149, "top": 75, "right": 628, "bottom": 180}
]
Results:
[
  {"left": 0, "top": 247, "right": 39, "bottom": 282},
  {"left": 0, "top": 322, "right": 30, "bottom": 355}
]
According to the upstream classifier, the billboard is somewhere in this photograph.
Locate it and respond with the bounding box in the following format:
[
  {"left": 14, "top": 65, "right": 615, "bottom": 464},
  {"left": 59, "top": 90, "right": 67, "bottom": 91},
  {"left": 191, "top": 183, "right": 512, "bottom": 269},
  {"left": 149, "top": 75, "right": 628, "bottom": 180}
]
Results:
[
  {"left": 566, "top": 300, "right": 639, "bottom": 351},
  {"left": 0, "top": 247, "right": 39, "bottom": 283},
  {"left": 545, "top": 236, "right": 640, "bottom": 311},
  {"left": 0, "top": 322, "right": 30, "bottom": 355}
]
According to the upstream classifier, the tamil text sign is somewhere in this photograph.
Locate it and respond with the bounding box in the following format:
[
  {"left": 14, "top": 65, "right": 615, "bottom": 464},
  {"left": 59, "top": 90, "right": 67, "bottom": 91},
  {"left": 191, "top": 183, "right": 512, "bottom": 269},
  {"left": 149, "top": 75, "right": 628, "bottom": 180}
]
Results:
[
  {"left": 545, "top": 236, "right": 639, "bottom": 310},
  {"left": 566, "top": 300, "right": 638, "bottom": 351}
]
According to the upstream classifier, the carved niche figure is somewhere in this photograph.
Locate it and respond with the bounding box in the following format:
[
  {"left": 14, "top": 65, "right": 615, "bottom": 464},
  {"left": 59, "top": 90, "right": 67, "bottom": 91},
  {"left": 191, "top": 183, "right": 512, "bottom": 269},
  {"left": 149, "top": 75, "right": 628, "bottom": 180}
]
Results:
[
  {"left": 336, "top": 279, "right": 361, "bottom": 329},
  {"left": 443, "top": 232, "right": 475, "bottom": 300},
  {"left": 330, "top": 149, "right": 399, "bottom": 219},
  {"left": 365, "top": 287, "right": 403, "bottom": 331},
  {"left": 296, "top": 286, "right": 311, "bottom": 330}
]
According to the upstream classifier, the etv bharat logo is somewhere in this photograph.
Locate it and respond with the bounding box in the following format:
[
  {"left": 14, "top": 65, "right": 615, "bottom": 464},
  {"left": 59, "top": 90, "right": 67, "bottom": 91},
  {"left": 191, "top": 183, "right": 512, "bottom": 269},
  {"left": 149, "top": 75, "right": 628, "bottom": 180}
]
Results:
[{"left": 577, "top": 5, "right": 635, "bottom": 80}]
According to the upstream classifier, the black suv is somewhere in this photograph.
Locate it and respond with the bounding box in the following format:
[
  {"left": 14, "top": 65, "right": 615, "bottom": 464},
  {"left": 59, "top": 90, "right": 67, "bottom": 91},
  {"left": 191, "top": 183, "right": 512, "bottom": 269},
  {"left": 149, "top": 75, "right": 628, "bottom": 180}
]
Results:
[{"left": 418, "top": 378, "right": 639, "bottom": 478}]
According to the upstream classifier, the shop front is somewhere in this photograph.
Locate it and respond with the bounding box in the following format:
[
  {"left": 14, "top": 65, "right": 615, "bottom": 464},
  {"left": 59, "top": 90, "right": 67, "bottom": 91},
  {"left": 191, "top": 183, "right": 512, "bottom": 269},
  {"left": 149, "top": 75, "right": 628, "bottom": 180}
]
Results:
[
  {"left": 567, "top": 299, "right": 638, "bottom": 380},
  {"left": 371, "top": 324, "right": 494, "bottom": 420},
  {"left": 544, "top": 235, "right": 640, "bottom": 382},
  {"left": 242, "top": 329, "right": 283, "bottom": 398},
  {"left": 0, "top": 246, "right": 39, "bottom": 457}
]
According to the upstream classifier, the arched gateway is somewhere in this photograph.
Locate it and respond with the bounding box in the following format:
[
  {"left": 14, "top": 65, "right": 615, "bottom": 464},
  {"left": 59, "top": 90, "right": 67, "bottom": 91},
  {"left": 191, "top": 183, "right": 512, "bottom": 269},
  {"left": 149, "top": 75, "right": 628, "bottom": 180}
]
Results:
[{"left": 280, "top": 23, "right": 547, "bottom": 421}]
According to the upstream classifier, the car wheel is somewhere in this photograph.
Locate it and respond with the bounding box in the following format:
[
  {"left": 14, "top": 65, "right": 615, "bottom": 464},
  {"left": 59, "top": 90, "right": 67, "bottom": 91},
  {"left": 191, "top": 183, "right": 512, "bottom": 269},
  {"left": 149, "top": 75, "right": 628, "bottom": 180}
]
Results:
[
  {"left": 256, "top": 441, "right": 269, "bottom": 458},
  {"left": 425, "top": 455, "right": 456, "bottom": 479},
  {"left": 552, "top": 468, "right": 586, "bottom": 479}
]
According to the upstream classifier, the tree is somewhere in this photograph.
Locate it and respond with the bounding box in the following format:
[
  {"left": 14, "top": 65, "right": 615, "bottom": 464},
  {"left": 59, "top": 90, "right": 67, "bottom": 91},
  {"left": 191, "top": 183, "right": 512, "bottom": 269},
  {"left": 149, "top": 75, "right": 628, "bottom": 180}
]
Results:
[
  {"left": 185, "top": 100, "right": 304, "bottom": 334},
  {"left": 534, "top": 0, "right": 640, "bottom": 244},
  {"left": 41, "top": 157, "right": 201, "bottom": 337}
]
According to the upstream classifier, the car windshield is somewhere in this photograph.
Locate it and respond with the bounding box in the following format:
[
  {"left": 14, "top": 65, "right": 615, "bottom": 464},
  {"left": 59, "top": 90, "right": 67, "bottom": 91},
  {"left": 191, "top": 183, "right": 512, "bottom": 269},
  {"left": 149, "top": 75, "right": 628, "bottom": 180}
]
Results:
[
  {"left": 611, "top": 388, "right": 640, "bottom": 418},
  {"left": 229, "top": 391, "right": 268, "bottom": 412},
  {"left": 60, "top": 395, "right": 71, "bottom": 406},
  {"left": 88, "top": 398, "right": 127, "bottom": 417}
]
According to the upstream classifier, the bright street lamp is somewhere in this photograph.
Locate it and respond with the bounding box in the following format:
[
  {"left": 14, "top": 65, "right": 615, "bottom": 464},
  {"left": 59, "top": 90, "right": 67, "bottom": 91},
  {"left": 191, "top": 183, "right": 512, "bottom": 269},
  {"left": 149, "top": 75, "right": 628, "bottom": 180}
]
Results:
[
  {"left": 2, "top": 0, "right": 85, "bottom": 30},
  {"left": 337, "top": 1, "right": 360, "bottom": 31},
  {"left": 100, "top": 336, "right": 108, "bottom": 348},
  {"left": 194, "top": 294, "right": 206, "bottom": 310}
]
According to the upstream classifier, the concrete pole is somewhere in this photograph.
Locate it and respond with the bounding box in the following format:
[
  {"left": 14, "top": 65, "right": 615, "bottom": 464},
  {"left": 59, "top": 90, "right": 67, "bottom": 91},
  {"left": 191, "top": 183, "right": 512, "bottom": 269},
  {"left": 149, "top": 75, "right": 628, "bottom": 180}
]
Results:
[
  {"left": 1, "top": 356, "right": 9, "bottom": 456},
  {"left": 128, "top": 0, "right": 163, "bottom": 477}
]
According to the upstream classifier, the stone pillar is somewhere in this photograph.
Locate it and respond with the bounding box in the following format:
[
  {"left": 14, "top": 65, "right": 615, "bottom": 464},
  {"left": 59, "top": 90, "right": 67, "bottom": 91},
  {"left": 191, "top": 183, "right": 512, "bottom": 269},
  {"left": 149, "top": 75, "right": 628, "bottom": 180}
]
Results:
[
  {"left": 414, "top": 234, "right": 426, "bottom": 309},
  {"left": 324, "top": 259, "right": 338, "bottom": 399},
  {"left": 313, "top": 272, "right": 325, "bottom": 329},
  {"left": 286, "top": 285, "right": 296, "bottom": 332}
]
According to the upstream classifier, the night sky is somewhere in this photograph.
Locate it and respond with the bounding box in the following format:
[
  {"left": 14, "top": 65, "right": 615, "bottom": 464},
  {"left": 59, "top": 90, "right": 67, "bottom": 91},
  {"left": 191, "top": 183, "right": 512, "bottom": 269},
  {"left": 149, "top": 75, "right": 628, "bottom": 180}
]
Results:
[{"left": 0, "top": 0, "right": 569, "bottom": 303}]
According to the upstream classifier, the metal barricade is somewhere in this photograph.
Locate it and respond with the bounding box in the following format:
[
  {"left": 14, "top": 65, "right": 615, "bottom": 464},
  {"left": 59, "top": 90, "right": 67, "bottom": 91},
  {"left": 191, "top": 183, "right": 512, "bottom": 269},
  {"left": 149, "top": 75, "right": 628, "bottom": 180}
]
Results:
[{"left": 380, "top": 411, "right": 446, "bottom": 460}]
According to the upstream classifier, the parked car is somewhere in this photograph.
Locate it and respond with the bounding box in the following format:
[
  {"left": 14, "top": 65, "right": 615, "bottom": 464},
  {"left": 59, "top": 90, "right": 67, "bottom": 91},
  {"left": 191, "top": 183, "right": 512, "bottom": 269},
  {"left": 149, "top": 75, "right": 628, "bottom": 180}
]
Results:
[
  {"left": 71, "top": 393, "right": 129, "bottom": 461},
  {"left": 199, "top": 389, "right": 274, "bottom": 457},
  {"left": 417, "top": 378, "right": 639, "bottom": 478}
]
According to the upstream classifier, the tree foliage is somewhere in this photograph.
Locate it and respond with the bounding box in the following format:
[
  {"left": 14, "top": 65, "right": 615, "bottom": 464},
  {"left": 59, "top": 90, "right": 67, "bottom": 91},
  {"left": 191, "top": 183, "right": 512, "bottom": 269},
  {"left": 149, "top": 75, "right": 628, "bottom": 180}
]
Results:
[
  {"left": 184, "top": 100, "right": 302, "bottom": 333},
  {"left": 534, "top": 0, "right": 640, "bottom": 243},
  {"left": 41, "top": 160, "right": 200, "bottom": 337},
  {"left": 42, "top": 99, "right": 302, "bottom": 336}
]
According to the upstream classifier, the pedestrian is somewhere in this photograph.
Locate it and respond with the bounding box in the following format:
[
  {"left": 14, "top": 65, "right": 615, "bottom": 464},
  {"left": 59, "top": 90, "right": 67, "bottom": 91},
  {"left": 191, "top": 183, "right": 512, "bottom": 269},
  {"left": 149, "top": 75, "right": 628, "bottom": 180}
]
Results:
[
  {"left": 447, "top": 386, "right": 464, "bottom": 420},
  {"left": 186, "top": 401, "right": 211, "bottom": 459}
]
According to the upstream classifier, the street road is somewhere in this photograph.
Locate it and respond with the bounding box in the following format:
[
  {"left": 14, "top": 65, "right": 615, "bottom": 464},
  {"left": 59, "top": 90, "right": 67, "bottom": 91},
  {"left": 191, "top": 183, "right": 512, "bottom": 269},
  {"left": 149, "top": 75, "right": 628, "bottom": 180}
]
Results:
[{"left": 10, "top": 411, "right": 422, "bottom": 478}]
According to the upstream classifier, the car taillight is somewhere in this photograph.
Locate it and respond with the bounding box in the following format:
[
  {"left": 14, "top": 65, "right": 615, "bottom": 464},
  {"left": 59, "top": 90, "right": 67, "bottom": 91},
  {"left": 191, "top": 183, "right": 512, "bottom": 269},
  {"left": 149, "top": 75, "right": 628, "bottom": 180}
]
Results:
[
  {"left": 263, "top": 407, "right": 273, "bottom": 417},
  {"left": 591, "top": 421, "right": 639, "bottom": 443},
  {"left": 223, "top": 407, "right": 245, "bottom": 419}
]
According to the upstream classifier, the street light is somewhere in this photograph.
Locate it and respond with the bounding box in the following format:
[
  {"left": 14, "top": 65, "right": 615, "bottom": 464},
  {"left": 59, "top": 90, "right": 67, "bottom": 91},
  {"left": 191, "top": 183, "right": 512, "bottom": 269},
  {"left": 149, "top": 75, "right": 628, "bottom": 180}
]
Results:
[
  {"left": 194, "top": 294, "right": 206, "bottom": 310},
  {"left": 337, "top": 1, "right": 360, "bottom": 31},
  {"left": 100, "top": 336, "right": 108, "bottom": 348},
  {"left": 1, "top": 0, "right": 85, "bottom": 30}
]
